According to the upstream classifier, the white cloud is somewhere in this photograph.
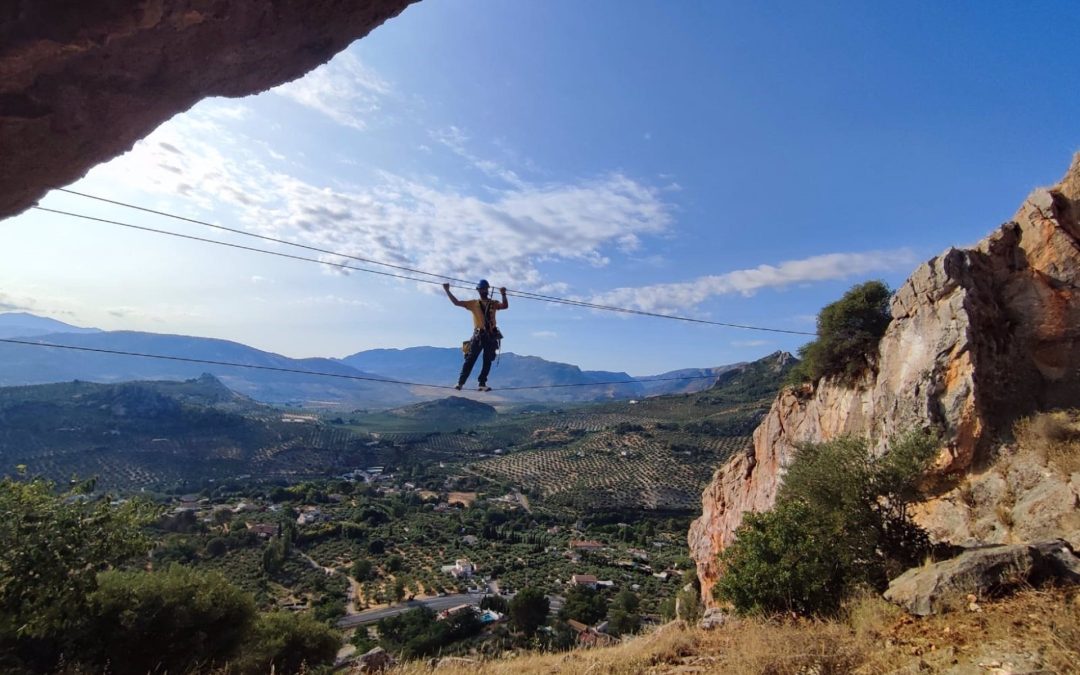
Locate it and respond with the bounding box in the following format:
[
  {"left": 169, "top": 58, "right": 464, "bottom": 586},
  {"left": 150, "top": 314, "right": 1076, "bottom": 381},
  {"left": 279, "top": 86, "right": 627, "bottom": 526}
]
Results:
[
  {"left": 432, "top": 126, "right": 526, "bottom": 188},
  {"left": 272, "top": 52, "right": 390, "bottom": 131},
  {"left": 590, "top": 250, "right": 917, "bottom": 314},
  {"left": 0, "top": 292, "right": 34, "bottom": 312},
  {"left": 531, "top": 330, "right": 558, "bottom": 339},
  {"left": 80, "top": 107, "right": 674, "bottom": 299},
  {"left": 732, "top": 339, "right": 769, "bottom": 348}
]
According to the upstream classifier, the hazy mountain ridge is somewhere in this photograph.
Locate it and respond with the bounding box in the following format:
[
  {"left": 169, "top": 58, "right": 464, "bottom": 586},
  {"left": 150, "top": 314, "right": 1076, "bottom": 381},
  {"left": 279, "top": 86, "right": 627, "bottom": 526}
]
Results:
[
  {"left": 0, "top": 312, "right": 101, "bottom": 339},
  {"left": 1, "top": 314, "right": 744, "bottom": 407}
]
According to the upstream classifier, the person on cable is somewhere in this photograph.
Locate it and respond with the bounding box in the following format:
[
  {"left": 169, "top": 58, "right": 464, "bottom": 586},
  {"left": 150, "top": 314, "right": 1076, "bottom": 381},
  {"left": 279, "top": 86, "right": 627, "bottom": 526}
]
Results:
[{"left": 443, "top": 279, "right": 507, "bottom": 391}]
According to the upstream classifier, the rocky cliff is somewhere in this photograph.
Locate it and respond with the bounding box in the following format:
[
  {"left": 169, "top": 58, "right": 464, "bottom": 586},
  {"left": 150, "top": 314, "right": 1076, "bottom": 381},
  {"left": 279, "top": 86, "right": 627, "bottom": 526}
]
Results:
[
  {"left": 690, "top": 155, "right": 1080, "bottom": 605},
  {"left": 0, "top": 0, "right": 416, "bottom": 220}
]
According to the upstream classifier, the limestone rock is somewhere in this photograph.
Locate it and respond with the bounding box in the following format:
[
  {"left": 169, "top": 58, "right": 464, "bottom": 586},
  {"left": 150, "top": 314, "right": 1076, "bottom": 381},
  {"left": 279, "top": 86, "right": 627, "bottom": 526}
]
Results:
[
  {"left": 884, "top": 540, "right": 1080, "bottom": 616},
  {"left": 356, "top": 646, "right": 395, "bottom": 673},
  {"left": 698, "top": 607, "right": 729, "bottom": 630},
  {"left": 690, "top": 156, "right": 1080, "bottom": 605},
  {"left": 0, "top": 0, "right": 417, "bottom": 220}
]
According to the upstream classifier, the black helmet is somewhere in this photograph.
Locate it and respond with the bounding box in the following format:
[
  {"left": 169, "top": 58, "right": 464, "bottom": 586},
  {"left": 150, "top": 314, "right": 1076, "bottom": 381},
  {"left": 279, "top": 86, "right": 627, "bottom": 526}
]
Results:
[{"left": 476, "top": 279, "right": 490, "bottom": 290}]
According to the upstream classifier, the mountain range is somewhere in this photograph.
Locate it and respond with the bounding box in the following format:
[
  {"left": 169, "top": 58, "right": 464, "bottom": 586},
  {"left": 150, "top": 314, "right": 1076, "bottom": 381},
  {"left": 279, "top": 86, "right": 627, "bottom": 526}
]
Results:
[{"left": 0, "top": 313, "right": 746, "bottom": 408}]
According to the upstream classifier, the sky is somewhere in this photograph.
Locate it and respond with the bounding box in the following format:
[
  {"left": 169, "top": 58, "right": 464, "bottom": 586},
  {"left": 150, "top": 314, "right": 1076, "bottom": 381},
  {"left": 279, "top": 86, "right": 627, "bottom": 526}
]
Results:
[{"left": 2, "top": 1, "right": 1079, "bottom": 375}]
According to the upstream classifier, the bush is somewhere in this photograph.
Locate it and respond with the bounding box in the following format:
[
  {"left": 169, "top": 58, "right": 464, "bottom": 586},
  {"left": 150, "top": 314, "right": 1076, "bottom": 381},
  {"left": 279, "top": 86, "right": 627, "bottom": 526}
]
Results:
[
  {"left": 85, "top": 565, "right": 256, "bottom": 675},
  {"left": 788, "top": 281, "right": 892, "bottom": 386},
  {"left": 716, "top": 431, "right": 937, "bottom": 616},
  {"left": 236, "top": 611, "right": 340, "bottom": 675},
  {"left": 0, "top": 476, "right": 155, "bottom": 668}
]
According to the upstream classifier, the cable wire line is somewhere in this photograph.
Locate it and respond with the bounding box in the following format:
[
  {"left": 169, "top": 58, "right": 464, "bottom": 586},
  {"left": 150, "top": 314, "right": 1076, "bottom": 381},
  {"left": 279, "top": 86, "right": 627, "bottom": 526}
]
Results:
[
  {"left": 39, "top": 192, "right": 817, "bottom": 336},
  {"left": 0, "top": 338, "right": 722, "bottom": 390}
]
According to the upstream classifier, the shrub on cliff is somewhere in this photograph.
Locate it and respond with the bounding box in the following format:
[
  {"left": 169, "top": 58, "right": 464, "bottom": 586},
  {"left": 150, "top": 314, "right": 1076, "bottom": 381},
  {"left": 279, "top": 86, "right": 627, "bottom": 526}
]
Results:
[
  {"left": 788, "top": 281, "right": 892, "bottom": 386},
  {"left": 715, "top": 431, "right": 936, "bottom": 616}
]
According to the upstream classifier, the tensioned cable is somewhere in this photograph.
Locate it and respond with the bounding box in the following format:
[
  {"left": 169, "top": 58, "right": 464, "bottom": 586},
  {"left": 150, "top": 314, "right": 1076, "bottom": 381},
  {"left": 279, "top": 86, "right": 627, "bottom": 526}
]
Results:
[
  {"left": 39, "top": 192, "right": 817, "bottom": 336},
  {"left": 0, "top": 338, "right": 723, "bottom": 390},
  {"left": 32, "top": 207, "right": 478, "bottom": 293}
]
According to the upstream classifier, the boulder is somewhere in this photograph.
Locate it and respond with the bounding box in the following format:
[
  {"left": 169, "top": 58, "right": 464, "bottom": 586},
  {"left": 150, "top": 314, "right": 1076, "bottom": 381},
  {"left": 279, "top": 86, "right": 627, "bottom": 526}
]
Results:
[
  {"left": 884, "top": 540, "right": 1080, "bottom": 616},
  {"left": 698, "top": 607, "right": 729, "bottom": 630},
  {"left": 356, "top": 646, "right": 395, "bottom": 673}
]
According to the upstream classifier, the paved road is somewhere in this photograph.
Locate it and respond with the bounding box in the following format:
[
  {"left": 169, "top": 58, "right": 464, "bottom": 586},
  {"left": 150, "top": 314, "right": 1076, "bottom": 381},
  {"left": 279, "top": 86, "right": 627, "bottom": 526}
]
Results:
[{"left": 336, "top": 592, "right": 486, "bottom": 628}]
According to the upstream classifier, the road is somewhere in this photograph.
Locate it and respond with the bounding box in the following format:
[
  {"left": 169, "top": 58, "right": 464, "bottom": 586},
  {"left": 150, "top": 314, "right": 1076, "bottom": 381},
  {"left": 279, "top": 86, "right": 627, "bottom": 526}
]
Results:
[{"left": 336, "top": 592, "right": 486, "bottom": 628}]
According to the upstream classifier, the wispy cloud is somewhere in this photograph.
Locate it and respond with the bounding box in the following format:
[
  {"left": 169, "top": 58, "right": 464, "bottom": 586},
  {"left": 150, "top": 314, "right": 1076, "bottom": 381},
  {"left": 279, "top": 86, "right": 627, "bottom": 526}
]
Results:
[
  {"left": 432, "top": 126, "right": 526, "bottom": 188},
  {"left": 531, "top": 330, "right": 558, "bottom": 339},
  {"left": 732, "top": 339, "right": 769, "bottom": 348},
  {"left": 589, "top": 250, "right": 917, "bottom": 314},
  {"left": 83, "top": 106, "right": 673, "bottom": 296},
  {"left": 0, "top": 292, "right": 33, "bottom": 312},
  {"left": 272, "top": 52, "right": 391, "bottom": 131}
]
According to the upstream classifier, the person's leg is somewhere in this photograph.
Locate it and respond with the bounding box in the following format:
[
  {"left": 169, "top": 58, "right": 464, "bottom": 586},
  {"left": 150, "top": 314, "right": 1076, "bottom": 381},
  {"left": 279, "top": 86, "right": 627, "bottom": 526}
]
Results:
[
  {"left": 458, "top": 338, "right": 481, "bottom": 387},
  {"left": 477, "top": 336, "right": 497, "bottom": 386}
]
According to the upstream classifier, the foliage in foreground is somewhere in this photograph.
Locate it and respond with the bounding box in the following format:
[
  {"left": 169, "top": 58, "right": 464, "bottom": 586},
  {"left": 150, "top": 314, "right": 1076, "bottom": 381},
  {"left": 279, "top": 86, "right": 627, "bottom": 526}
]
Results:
[
  {"left": 716, "top": 431, "right": 937, "bottom": 615},
  {"left": 377, "top": 607, "right": 482, "bottom": 660},
  {"left": 0, "top": 477, "right": 338, "bottom": 674},
  {"left": 787, "top": 280, "right": 892, "bottom": 386},
  {"left": 0, "top": 475, "right": 156, "bottom": 668},
  {"left": 87, "top": 565, "right": 256, "bottom": 675}
]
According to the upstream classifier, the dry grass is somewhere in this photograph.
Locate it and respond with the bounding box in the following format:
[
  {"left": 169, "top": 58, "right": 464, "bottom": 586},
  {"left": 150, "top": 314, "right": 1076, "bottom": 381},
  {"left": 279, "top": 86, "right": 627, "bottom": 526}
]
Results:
[
  {"left": 376, "top": 588, "right": 1080, "bottom": 674},
  {"left": 1014, "top": 409, "right": 1080, "bottom": 474}
]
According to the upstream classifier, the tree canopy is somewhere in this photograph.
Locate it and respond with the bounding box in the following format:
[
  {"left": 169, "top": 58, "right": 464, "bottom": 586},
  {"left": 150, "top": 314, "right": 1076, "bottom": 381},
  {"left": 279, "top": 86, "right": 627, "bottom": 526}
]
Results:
[{"left": 788, "top": 280, "right": 892, "bottom": 386}]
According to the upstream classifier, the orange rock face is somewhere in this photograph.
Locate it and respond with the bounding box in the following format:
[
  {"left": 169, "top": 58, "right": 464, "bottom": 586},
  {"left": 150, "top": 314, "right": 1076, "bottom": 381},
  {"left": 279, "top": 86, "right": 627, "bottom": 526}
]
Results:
[{"left": 690, "top": 155, "right": 1080, "bottom": 606}]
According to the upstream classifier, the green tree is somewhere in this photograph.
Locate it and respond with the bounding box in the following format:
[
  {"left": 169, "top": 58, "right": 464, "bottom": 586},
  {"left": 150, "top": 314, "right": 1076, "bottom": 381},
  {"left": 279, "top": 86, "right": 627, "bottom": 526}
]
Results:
[
  {"left": 262, "top": 538, "right": 287, "bottom": 574},
  {"left": 607, "top": 589, "right": 641, "bottom": 636},
  {"left": 559, "top": 586, "right": 607, "bottom": 625},
  {"left": 85, "top": 565, "right": 256, "bottom": 675},
  {"left": 480, "top": 594, "right": 510, "bottom": 614},
  {"left": 212, "top": 508, "right": 234, "bottom": 527},
  {"left": 236, "top": 611, "right": 340, "bottom": 675},
  {"left": 351, "top": 558, "right": 374, "bottom": 581},
  {"left": 205, "top": 536, "right": 229, "bottom": 557},
  {"left": 0, "top": 476, "right": 155, "bottom": 655},
  {"left": 788, "top": 280, "right": 892, "bottom": 386},
  {"left": 715, "top": 431, "right": 937, "bottom": 616},
  {"left": 509, "top": 587, "right": 550, "bottom": 637}
]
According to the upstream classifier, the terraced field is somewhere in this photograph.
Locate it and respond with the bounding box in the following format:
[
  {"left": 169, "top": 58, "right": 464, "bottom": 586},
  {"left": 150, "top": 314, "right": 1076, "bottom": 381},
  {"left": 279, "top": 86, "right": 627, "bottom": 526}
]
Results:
[{"left": 471, "top": 431, "right": 749, "bottom": 512}]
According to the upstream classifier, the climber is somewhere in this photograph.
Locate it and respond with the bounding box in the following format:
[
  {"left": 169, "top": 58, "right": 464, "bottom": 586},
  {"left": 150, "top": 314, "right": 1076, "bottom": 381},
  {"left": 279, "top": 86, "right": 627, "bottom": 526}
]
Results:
[{"left": 443, "top": 280, "right": 507, "bottom": 391}]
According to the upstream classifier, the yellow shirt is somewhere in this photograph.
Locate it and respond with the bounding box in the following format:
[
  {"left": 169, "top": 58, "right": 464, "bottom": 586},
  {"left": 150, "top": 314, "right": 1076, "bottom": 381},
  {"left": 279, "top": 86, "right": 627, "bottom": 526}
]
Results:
[{"left": 462, "top": 299, "right": 500, "bottom": 331}]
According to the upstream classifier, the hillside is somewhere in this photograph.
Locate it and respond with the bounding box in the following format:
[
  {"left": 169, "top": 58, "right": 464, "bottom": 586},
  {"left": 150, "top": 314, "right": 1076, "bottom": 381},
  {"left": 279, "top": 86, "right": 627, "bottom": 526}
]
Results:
[
  {"left": 0, "top": 377, "right": 386, "bottom": 489},
  {"left": 387, "top": 395, "right": 498, "bottom": 427},
  {"left": 468, "top": 352, "right": 796, "bottom": 514}
]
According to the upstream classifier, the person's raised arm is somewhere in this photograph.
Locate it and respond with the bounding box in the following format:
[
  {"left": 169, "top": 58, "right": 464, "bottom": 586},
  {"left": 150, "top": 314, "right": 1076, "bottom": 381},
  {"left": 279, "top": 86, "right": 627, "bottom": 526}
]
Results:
[
  {"left": 498, "top": 287, "right": 509, "bottom": 310},
  {"left": 443, "top": 282, "right": 465, "bottom": 307}
]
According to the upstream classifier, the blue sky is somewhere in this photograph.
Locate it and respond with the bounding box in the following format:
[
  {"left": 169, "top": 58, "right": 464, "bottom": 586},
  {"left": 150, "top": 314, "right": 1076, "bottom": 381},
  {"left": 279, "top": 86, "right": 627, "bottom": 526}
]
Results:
[{"left": 2, "top": 1, "right": 1079, "bottom": 374}]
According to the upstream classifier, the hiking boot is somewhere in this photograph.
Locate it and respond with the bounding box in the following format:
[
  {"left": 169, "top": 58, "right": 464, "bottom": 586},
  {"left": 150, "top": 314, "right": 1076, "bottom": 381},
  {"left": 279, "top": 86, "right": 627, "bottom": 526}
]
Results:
[
  {"left": 454, "top": 384, "right": 463, "bottom": 391},
  {"left": 477, "top": 385, "right": 492, "bottom": 392}
]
